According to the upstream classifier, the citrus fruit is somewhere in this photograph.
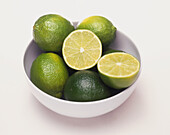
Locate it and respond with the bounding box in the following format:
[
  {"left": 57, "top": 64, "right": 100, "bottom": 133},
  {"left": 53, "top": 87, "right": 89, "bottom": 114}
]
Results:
[
  {"left": 33, "top": 14, "right": 74, "bottom": 52},
  {"left": 103, "top": 49, "right": 124, "bottom": 55},
  {"left": 77, "top": 16, "right": 116, "bottom": 48},
  {"left": 62, "top": 29, "right": 102, "bottom": 70},
  {"left": 97, "top": 52, "right": 140, "bottom": 89},
  {"left": 64, "top": 70, "right": 111, "bottom": 102},
  {"left": 30, "top": 53, "right": 69, "bottom": 98}
]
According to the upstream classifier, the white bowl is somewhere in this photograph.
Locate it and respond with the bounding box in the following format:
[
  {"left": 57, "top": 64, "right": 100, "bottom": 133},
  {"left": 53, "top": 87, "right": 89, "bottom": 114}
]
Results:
[{"left": 23, "top": 23, "right": 141, "bottom": 118}]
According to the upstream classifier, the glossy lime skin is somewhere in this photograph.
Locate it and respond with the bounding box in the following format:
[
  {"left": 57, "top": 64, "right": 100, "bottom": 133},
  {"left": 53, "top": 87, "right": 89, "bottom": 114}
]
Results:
[
  {"left": 77, "top": 16, "right": 116, "bottom": 48},
  {"left": 31, "top": 53, "right": 69, "bottom": 98},
  {"left": 99, "top": 72, "right": 139, "bottom": 89},
  {"left": 64, "top": 70, "right": 111, "bottom": 102},
  {"left": 103, "top": 49, "right": 124, "bottom": 55},
  {"left": 33, "top": 14, "right": 74, "bottom": 52}
]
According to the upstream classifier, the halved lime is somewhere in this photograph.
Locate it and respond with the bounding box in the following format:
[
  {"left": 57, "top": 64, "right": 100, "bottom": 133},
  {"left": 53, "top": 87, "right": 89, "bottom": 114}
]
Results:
[
  {"left": 62, "top": 29, "right": 102, "bottom": 70},
  {"left": 97, "top": 52, "right": 140, "bottom": 89}
]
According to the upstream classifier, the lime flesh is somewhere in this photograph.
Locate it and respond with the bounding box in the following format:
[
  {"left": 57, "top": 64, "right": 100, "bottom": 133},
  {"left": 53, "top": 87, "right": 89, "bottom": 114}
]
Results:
[{"left": 62, "top": 29, "right": 102, "bottom": 70}]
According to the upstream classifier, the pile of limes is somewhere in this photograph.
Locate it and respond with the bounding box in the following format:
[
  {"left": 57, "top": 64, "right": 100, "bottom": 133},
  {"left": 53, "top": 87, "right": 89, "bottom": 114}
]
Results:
[{"left": 31, "top": 14, "right": 140, "bottom": 102}]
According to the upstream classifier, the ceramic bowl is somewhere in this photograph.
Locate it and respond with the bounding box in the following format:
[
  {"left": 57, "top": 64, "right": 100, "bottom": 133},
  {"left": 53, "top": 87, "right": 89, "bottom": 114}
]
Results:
[{"left": 23, "top": 22, "right": 141, "bottom": 118}]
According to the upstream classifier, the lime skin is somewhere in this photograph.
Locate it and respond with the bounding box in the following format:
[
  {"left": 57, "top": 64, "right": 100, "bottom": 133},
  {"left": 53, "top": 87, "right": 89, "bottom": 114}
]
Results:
[
  {"left": 103, "top": 49, "right": 124, "bottom": 55},
  {"left": 77, "top": 16, "right": 116, "bottom": 48},
  {"left": 99, "top": 72, "right": 139, "bottom": 89},
  {"left": 30, "top": 53, "right": 69, "bottom": 98},
  {"left": 33, "top": 14, "right": 74, "bottom": 52},
  {"left": 64, "top": 70, "right": 112, "bottom": 102}
]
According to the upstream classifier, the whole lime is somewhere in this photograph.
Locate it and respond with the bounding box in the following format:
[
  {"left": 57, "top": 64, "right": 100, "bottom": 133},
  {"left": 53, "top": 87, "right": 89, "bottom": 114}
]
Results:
[
  {"left": 33, "top": 14, "right": 74, "bottom": 52},
  {"left": 30, "top": 53, "right": 69, "bottom": 98},
  {"left": 77, "top": 16, "right": 116, "bottom": 48},
  {"left": 103, "top": 49, "right": 124, "bottom": 55},
  {"left": 64, "top": 70, "right": 111, "bottom": 102}
]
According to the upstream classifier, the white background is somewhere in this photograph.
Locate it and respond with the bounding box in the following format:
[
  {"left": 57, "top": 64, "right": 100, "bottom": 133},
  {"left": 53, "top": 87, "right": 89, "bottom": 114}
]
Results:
[{"left": 1, "top": 0, "right": 170, "bottom": 134}]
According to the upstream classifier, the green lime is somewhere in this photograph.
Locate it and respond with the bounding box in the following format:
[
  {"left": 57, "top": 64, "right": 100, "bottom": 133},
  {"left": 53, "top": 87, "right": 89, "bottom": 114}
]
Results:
[
  {"left": 97, "top": 52, "right": 140, "bottom": 89},
  {"left": 64, "top": 70, "right": 111, "bottom": 102},
  {"left": 33, "top": 14, "right": 74, "bottom": 52},
  {"left": 103, "top": 49, "right": 124, "bottom": 55},
  {"left": 77, "top": 16, "right": 116, "bottom": 48},
  {"left": 30, "top": 53, "right": 69, "bottom": 98},
  {"left": 62, "top": 29, "right": 102, "bottom": 70}
]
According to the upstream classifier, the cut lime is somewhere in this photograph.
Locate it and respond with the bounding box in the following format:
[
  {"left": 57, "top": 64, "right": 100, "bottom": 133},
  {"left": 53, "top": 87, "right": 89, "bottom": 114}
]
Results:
[
  {"left": 62, "top": 29, "right": 102, "bottom": 70},
  {"left": 97, "top": 52, "right": 140, "bottom": 89}
]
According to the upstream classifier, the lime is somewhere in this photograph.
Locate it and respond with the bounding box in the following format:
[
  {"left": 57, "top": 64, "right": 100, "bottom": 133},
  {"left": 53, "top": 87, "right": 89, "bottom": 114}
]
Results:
[
  {"left": 103, "top": 49, "right": 124, "bottom": 55},
  {"left": 77, "top": 16, "right": 116, "bottom": 48},
  {"left": 64, "top": 70, "right": 111, "bottom": 102},
  {"left": 33, "top": 14, "right": 74, "bottom": 52},
  {"left": 62, "top": 29, "right": 102, "bottom": 70},
  {"left": 30, "top": 53, "right": 69, "bottom": 98},
  {"left": 97, "top": 52, "right": 140, "bottom": 89}
]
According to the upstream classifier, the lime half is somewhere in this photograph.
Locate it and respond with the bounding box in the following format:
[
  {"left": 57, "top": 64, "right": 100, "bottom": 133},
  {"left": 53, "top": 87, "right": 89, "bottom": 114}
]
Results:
[
  {"left": 97, "top": 52, "right": 140, "bottom": 89},
  {"left": 62, "top": 29, "right": 102, "bottom": 70}
]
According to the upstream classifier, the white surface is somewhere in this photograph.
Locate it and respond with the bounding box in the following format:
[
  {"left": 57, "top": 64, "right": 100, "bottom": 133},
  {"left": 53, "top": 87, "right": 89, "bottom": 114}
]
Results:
[
  {"left": 23, "top": 30, "right": 141, "bottom": 118},
  {"left": 0, "top": 0, "right": 170, "bottom": 134}
]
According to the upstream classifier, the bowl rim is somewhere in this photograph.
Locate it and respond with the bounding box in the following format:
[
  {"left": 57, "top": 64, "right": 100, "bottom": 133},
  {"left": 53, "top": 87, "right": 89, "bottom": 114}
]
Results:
[{"left": 23, "top": 28, "right": 141, "bottom": 105}]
